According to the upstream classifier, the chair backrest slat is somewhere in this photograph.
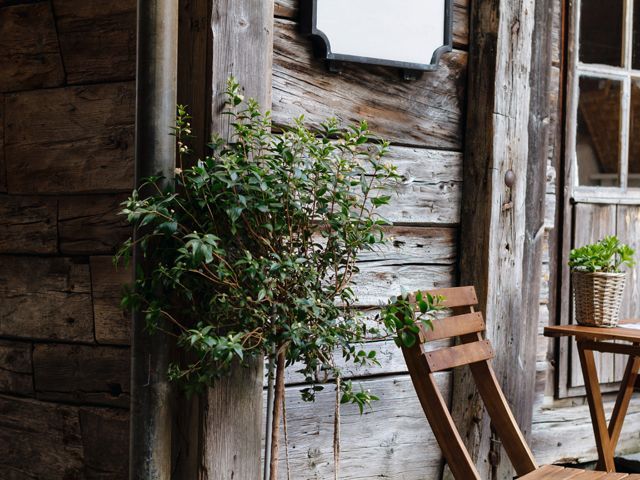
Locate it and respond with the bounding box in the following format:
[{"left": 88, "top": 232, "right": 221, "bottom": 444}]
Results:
[
  {"left": 424, "top": 339, "right": 494, "bottom": 372},
  {"left": 420, "top": 311, "right": 486, "bottom": 342},
  {"left": 411, "top": 286, "right": 478, "bottom": 309}
]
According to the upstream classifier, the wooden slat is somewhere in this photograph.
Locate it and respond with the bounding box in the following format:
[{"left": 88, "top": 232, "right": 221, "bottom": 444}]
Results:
[
  {"left": 411, "top": 286, "right": 478, "bottom": 309},
  {"left": 0, "top": 3, "right": 64, "bottom": 92},
  {"left": 424, "top": 340, "right": 494, "bottom": 372},
  {"left": 33, "top": 343, "right": 130, "bottom": 408},
  {"left": 0, "top": 256, "right": 94, "bottom": 342},
  {"left": 53, "top": 0, "right": 136, "bottom": 84},
  {"left": 420, "top": 312, "right": 485, "bottom": 343},
  {"left": 91, "top": 256, "right": 132, "bottom": 345},
  {"left": 5, "top": 82, "right": 135, "bottom": 194},
  {"left": 59, "top": 194, "right": 130, "bottom": 255},
  {"left": 570, "top": 473, "right": 628, "bottom": 479},
  {"left": 0, "top": 96, "right": 5, "bottom": 192},
  {"left": 265, "top": 373, "right": 450, "bottom": 479},
  {"left": 0, "top": 195, "right": 57, "bottom": 254},
  {"left": 545, "top": 325, "right": 640, "bottom": 344},
  {"left": 0, "top": 339, "right": 32, "bottom": 396},
  {"left": 520, "top": 465, "right": 583, "bottom": 480},
  {"left": 272, "top": 19, "right": 467, "bottom": 150}
]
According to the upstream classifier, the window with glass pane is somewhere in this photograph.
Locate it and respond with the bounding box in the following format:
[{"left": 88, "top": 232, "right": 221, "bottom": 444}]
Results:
[
  {"left": 579, "top": 0, "right": 624, "bottom": 66},
  {"left": 576, "top": 77, "right": 622, "bottom": 187},
  {"left": 571, "top": 0, "right": 640, "bottom": 196}
]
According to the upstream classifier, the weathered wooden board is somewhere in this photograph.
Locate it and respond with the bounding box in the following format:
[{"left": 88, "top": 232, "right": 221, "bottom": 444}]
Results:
[
  {"left": 52, "top": 0, "right": 136, "bottom": 84},
  {"left": 0, "top": 339, "right": 32, "bottom": 396},
  {"left": 0, "top": 2, "right": 64, "bottom": 92},
  {"left": 264, "top": 374, "right": 448, "bottom": 479},
  {"left": 0, "top": 256, "right": 94, "bottom": 342},
  {"left": 91, "top": 256, "right": 132, "bottom": 345},
  {"left": 352, "top": 264, "right": 454, "bottom": 307},
  {"left": 0, "top": 97, "right": 5, "bottom": 192},
  {"left": 79, "top": 407, "right": 129, "bottom": 479},
  {"left": 4, "top": 82, "right": 135, "bottom": 194},
  {"left": 0, "top": 394, "right": 84, "bottom": 478},
  {"left": 531, "top": 398, "right": 640, "bottom": 465},
  {"left": 374, "top": 147, "right": 462, "bottom": 225},
  {"left": 33, "top": 343, "right": 130, "bottom": 408},
  {"left": 0, "top": 195, "right": 57, "bottom": 254},
  {"left": 272, "top": 19, "right": 467, "bottom": 150},
  {"left": 0, "top": 394, "right": 128, "bottom": 479},
  {"left": 59, "top": 194, "right": 130, "bottom": 255},
  {"left": 360, "top": 226, "right": 457, "bottom": 266},
  {"left": 273, "top": 0, "right": 470, "bottom": 50}
]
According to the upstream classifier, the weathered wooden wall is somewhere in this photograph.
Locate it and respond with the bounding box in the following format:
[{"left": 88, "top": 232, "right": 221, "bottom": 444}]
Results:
[
  {"left": 0, "top": 0, "right": 134, "bottom": 477},
  {"left": 267, "top": 1, "right": 466, "bottom": 478},
  {"left": 1, "top": 0, "right": 638, "bottom": 478}
]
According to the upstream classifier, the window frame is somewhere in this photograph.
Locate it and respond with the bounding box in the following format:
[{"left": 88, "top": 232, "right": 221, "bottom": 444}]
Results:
[{"left": 566, "top": 0, "right": 640, "bottom": 204}]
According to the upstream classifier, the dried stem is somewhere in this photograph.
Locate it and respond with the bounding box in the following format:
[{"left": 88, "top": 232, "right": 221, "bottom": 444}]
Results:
[{"left": 269, "top": 347, "right": 286, "bottom": 480}]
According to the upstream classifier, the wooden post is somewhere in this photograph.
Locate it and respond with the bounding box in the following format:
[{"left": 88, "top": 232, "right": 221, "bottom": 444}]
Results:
[
  {"left": 175, "top": 1, "right": 273, "bottom": 478},
  {"left": 449, "top": 0, "right": 552, "bottom": 478},
  {"left": 130, "top": 0, "right": 179, "bottom": 479}
]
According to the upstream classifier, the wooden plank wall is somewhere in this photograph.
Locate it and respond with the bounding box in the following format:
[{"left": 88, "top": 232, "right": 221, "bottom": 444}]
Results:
[
  {"left": 0, "top": 0, "right": 134, "bottom": 477},
  {"left": 267, "top": 1, "right": 468, "bottom": 477}
]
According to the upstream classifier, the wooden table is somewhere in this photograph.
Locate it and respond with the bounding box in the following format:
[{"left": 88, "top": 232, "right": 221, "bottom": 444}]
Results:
[{"left": 544, "top": 324, "right": 640, "bottom": 472}]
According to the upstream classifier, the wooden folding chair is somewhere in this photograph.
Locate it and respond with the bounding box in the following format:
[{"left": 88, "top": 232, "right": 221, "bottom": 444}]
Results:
[{"left": 402, "top": 286, "right": 640, "bottom": 479}]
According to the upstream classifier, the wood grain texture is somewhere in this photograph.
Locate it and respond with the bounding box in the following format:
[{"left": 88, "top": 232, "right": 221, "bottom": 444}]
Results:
[
  {"left": 0, "top": 2, "right": 64, "bottom": 93},
  {"left": 4, "top": 82, "right": 135, "bottom": 194},
  {"left": 91, "top": 256, "right": 131, "bottom": 345},
  {"left": 0, "top": 394, "right": 128, "bottom": 479},
  {"left": 52, "top": 0, "right": 136, "bottom": 84},
  {"left": 373, "top": 147, "right": 462, "bottom": 225},
  {"left": 272, "top": 19, "right": 467, "bottom": 150},
  {"left": 59, "top": 194, "right": 130, "bottom": 255},
  {"left": 33, "top": 343, "right": 130, "bottom": 408},
  {"left": 0, "top": 195, "right": 57, "bottom": 254},
  {"left": 0, "top": 256, "right": 94, "bottom": 342},
  {"left": 451, "top": 0, "right": 542, "bottom": 477},
  {"left": 79, "top": 407, "right": 129, "bottom": 479},
  {"left": 265, "top": 374, "right": 450, "bottom": 480},
  {"left": 0, "top": 339, "right": 32, "bottom": 396},
  {"left": 0, "top": 97, "right": 5, "bottom": 193},
  {"left": 274, "top": 0, "right": 470, "bottom": 50}
]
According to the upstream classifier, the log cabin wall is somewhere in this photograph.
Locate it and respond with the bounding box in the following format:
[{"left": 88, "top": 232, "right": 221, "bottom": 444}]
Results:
[{"left": 0, "top": 0, "right": 133, "bottom": 477}]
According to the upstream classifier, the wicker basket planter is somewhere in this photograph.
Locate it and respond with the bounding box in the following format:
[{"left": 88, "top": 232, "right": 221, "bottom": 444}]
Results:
[{"left": 572, "top": 270, "right": 626, "bottom": 327}]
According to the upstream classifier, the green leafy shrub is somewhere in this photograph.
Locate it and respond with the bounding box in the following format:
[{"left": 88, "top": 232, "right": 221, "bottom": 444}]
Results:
[
  {"left": 568, "top": 235, "right": 635, "bottom": 273},
  {"left": 116, "top": 78, "right": 400, "bottom": 403}
]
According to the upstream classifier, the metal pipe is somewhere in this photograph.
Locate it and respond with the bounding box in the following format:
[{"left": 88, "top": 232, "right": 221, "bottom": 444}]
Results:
[{"left": 130, "top": 0, "right": 178, "bottom": 478}]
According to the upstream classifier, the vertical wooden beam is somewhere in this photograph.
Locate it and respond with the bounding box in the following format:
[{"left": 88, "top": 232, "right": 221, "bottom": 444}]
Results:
[
  {"left": 130, "top": 0, "right": 179, "bottom": 479},
  {"left": 450, "top": 0, "right": 551, "bottom": 478},
  {"left": 175, "top": 1, "right": 273, "bottom": 479}
]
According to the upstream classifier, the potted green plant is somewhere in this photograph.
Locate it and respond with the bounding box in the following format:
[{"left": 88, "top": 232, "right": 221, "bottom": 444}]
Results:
[
  {"left": 568, "top": 235, "right": 635, "bottom": 327},
  {"left": 116, "top": 78, "right": 399, "bottom": 479}
]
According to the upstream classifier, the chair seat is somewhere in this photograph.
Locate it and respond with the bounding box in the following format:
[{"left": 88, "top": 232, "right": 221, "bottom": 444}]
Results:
[{"left": 521, "top": 464, "right": 640, "bottom": 479}]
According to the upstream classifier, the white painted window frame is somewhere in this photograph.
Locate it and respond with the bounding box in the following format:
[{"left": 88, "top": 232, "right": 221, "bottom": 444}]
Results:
[{"left": 566, "top": 0, "right": 639, "bottom": 204}]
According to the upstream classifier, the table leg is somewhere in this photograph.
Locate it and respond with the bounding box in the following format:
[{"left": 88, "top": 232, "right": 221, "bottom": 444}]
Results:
[
  {"left": 577, "top": 341, "right": 616, "bottom": 472},
  {"left": 595, "top": 351, "right": 640, "bottom": 470}
]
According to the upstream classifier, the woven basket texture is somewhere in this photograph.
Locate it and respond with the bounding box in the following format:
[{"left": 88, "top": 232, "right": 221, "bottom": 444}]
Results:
[{"left": 572, "top": 271, "right": 626, "bottom": 327}]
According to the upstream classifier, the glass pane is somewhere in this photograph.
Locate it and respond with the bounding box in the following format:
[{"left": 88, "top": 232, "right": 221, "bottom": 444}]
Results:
[
  {"left": 580, "top": 0, "right": 624, "bottom": 66},
  {"left": 634, "top": 0, "right": 640, "bottom": 69},
  {"left": 629, "top": 79, "right": 640, "bottom": 187},
  {"left": 576, "top": 77, "right": 622, "bottom": 187}
]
